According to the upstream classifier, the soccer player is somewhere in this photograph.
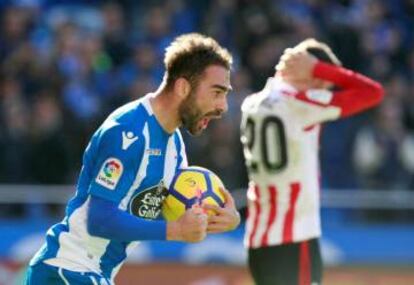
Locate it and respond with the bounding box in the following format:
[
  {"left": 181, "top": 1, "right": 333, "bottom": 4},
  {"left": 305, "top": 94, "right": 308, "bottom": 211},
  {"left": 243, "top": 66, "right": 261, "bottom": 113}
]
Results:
[
  {"left": 26, "top": 33, "right": 240, "bottom": 285},
  {"left": 240, "top": 39, "right": 384, "bottom": 285}
]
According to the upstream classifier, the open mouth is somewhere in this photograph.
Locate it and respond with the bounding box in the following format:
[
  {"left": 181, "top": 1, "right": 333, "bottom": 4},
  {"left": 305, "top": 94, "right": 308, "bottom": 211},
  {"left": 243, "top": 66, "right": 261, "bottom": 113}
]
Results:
[
  {"left": 199, "top": 117, "right": 210, "bottom": 129},
  {"left": 197, "top": 112, "right": 222, "bottom": 131}
]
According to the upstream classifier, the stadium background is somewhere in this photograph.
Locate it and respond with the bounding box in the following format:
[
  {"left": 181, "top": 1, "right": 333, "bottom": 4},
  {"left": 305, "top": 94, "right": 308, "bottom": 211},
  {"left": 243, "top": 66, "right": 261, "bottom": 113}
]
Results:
[{"left": 0, "top": 0, "right": 413, "bottom": 284}]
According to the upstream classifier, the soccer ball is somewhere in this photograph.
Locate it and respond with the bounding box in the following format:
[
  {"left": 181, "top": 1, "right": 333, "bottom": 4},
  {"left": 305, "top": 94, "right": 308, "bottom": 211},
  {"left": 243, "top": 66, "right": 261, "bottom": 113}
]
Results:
[{"left": 162, "top": 166, "right": 226, "bottom": 221}]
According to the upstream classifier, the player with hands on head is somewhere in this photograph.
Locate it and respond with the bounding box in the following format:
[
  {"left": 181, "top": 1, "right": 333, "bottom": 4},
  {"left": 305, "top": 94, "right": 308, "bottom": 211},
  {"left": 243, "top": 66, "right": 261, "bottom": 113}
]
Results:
[
  {"left": 241, "top": 38, "right": 384, "bottom": 285},
  {"left": 26, "top": 33, "right": 239, "bottom": 285}
]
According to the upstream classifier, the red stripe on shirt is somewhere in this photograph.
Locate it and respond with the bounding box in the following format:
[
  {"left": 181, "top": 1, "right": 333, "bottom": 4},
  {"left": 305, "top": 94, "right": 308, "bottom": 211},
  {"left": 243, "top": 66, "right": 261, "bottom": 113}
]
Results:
[
  {"left": 260, "top": 185, "right": 277, "bottom": 246},
  {"left": 299, "top": 240, "right": 311, "bottom": 285},
  {"left": 282, "top": 182, "right": 301, "bottom": 244},
  {"left": 248, "top": 184, "right": 261, "bottom": 247}
]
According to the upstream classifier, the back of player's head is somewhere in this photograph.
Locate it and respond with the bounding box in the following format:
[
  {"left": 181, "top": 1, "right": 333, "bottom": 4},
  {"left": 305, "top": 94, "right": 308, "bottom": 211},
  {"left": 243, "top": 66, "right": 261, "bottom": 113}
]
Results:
[
  {"left": 163, "top": 33, "right": 232, "bottom": 89},
  {"left": 293, "top": 38, "right": 342, "bottom": 66}
]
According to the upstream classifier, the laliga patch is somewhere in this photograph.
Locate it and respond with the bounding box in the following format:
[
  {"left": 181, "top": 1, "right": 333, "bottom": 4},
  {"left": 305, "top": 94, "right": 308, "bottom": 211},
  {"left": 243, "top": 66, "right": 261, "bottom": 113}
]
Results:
[
  {"left": 305, "top": 89, "right": 333, "bottom": 105},
  {"left": 95, "top": 158, "right": 123, "bottom": 190}
]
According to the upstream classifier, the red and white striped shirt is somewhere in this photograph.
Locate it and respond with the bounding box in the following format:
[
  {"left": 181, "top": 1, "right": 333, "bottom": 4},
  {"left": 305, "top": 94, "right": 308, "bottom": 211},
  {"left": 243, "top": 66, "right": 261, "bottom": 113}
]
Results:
[{"left": 241, "top": 61, "right": 384, "bottom": 248}]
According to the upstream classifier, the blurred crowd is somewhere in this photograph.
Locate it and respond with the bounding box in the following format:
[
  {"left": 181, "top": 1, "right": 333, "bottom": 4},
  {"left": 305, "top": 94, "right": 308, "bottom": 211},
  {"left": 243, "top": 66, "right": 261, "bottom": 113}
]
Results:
[{"left": 0, "top": 0, "right": 414, "bottom": 205}]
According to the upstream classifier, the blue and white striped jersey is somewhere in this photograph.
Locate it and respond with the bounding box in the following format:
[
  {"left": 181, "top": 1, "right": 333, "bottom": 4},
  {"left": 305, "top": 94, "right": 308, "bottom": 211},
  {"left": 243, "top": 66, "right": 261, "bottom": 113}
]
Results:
[{"left": 30, "top": 94, "right": 187, "bottom": 281}]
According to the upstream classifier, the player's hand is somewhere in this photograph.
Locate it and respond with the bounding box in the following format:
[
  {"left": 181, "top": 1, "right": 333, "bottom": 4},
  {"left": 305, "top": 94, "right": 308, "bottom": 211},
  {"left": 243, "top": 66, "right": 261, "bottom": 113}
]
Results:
[
  {"left": 276, "top": 49, "right": 318, "bottom": 83},
  {"left": 166, "top": 206, "right": 208, "bottom": 243},
  {"left": 203, "top": 188, "right": 241, "bottom": 234}
]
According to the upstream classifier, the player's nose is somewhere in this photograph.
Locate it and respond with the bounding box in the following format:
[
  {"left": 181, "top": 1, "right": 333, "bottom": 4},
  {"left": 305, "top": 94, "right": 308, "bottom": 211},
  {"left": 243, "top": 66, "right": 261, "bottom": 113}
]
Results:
[{"left": 217, "top": 97, "right": 228, "bottom": 114}]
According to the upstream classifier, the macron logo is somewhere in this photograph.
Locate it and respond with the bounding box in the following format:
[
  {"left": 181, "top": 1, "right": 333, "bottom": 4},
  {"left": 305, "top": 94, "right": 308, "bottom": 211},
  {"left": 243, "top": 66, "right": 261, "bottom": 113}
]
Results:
[{"left": 122, "top": 131, "right": 138, "bottom": 150}]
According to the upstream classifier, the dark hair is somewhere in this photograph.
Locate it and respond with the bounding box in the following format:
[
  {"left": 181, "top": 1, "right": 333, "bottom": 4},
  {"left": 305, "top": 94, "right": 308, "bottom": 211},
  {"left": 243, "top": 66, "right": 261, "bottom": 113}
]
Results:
[
  {"left": 294, "top": 38, "right": 342, "bottom": 66},
  {"left": 307, "top": 47, "right": 337, "bottom": 65},
  {"left": 163, "top": 33, "right": 232, "bottom": 89}
]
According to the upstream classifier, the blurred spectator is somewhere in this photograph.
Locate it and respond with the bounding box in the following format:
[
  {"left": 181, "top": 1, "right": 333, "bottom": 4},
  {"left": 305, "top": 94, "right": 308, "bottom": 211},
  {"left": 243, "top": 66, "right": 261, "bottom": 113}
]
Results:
[
  {"left": 0, "top": 7, "right": 32, "bottom": 60},
  {"left": 117, "top": 42, "right": 163, "bottom": 92},
  {"left": 140, "top": 5, "right": 174, "bottom": 57},
  {"left": 28, "top": 90, "right": 70, "bottom": 184},
  {"left": 353, "top": 98, "right": 414, "bottom": 190},
  {"left": 101, "top": 2, "right": 129, "bottom": 67},
  {"left": 0, "top": 76, "right": 30, "bottom": 183}
]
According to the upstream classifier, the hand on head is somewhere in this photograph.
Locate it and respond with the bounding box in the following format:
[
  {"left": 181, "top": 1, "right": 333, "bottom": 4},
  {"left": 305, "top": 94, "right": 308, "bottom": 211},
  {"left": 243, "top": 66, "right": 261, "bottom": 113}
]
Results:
[{"left": 276, "top": 49, "right": 318, "bottom": 85}]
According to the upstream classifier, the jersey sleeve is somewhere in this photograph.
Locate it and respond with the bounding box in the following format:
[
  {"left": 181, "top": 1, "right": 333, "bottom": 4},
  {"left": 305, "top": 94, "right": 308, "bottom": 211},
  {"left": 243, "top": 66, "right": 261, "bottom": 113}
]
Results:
[
  {"left": 88, "top": 195, "right": 166, "bottom": 241},
  {"left": 88, "top": 123, "right": 144, "bottom": 203},
  {"left": 293, "top": 61, "right": 384, "bottom": 126}
]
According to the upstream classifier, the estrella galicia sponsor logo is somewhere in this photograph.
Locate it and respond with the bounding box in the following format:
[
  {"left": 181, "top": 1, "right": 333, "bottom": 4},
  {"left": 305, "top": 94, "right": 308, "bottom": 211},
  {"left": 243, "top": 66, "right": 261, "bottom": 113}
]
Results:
[
  {"left": 95, "top": 158, "right": 123, "bottom": 190},
  {"left": 129, "top": 181, "right": 168, "bottom": 220}
]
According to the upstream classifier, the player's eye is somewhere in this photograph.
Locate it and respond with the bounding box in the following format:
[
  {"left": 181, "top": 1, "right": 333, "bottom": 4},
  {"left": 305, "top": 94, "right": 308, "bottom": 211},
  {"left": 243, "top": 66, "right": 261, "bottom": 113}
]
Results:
[{"left": 214, "top": 90, "right": 223, "bottom": 98}]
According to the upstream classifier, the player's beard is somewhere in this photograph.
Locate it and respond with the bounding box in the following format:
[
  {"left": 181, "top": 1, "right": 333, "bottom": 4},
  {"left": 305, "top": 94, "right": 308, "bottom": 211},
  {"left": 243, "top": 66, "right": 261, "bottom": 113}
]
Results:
[{"left": 179, "top": 90, "right": 205, "bottom": 136}]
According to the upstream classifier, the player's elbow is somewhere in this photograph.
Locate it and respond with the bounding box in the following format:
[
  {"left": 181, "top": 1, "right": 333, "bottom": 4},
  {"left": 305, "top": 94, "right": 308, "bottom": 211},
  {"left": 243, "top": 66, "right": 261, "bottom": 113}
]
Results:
[{"left": 360, "top": 83, "right": 384, "bottom": 110}]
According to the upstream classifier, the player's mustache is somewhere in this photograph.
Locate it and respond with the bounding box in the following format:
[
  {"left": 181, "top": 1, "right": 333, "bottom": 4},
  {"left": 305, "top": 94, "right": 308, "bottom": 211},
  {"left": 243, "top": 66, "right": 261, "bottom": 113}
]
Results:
[{"left": 204, "top": 109, "right": 224, "bottom": 118}]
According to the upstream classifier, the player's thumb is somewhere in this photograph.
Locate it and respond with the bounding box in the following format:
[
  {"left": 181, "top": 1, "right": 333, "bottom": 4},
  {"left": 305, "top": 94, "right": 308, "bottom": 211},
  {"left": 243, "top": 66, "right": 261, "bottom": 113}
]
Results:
[{"left": 191, "top": 204, "right": 207, "bottom": 215}]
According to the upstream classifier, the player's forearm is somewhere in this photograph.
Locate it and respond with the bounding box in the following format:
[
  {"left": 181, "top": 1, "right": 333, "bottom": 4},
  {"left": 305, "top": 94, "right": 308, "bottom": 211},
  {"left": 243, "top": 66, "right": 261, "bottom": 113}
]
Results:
[
  {"left": 87, "top": 195, "right": 167, "bottom": 242},
  {"left": 313, "top": 61, "right": 384, "bottom": 117},
  {"left": 313, "top": 61, "right": 384, "bottom": 93}
]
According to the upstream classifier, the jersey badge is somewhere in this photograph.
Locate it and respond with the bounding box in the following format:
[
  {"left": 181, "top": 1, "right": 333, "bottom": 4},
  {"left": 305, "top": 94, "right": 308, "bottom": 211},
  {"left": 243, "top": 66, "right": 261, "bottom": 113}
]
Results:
[{"left": 95, "top": 158, "right": 123, "bottom": 190}]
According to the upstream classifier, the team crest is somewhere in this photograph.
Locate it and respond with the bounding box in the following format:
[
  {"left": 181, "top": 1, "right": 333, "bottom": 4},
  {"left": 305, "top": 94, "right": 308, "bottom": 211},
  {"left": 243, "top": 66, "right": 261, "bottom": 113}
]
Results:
[{"left": 95, "top": 158, "right": 123, "bottom": 190}]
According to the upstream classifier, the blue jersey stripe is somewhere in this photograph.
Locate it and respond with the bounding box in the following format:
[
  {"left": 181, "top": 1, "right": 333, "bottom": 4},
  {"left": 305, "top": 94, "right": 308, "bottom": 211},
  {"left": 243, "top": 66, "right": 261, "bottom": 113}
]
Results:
[{"left": 99, "top": 241, "right": 129, "bottom": 278}]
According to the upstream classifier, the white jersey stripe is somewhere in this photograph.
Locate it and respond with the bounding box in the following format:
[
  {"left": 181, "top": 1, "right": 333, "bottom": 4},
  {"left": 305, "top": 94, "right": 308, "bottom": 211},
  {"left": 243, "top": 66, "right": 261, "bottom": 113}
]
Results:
[
  {"left": 244, "top": 186, "right": 255, "bottom": 247},
  {"left": 163, "top": 136, "right": 178, "bottom": 188},
  {"left": 177, "top": 132, "right": 188, "bottom": 168},
  {"left": 90, "top": 276, "right": 98, "bottom": 285},
  {"left": 119, "top": 123, "right": 150, "bottom": 211},
  {"left": 260, "top": 185, "right": 277, "bottom": 246},
  {"left": 58, "top": 268, "right": 70, "bottom": 285},
  {"left": 281, "top": 182, "right": 301, "bottom": 244},
  {"left": 247, "top": 185, "right": 261, "bottom": 248},
  {"left": 252, "top": 185, "right": 271, "bottom": 248},
  {"left": 141, "top": 95, "right": 154, "bottom": 115}
]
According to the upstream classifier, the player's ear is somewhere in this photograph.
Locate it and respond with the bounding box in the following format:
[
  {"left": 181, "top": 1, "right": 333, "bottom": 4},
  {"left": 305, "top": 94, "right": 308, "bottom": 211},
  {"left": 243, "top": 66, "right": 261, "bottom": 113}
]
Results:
[{"left": 174, "top": 77, "right": 191, "bottom": 99}]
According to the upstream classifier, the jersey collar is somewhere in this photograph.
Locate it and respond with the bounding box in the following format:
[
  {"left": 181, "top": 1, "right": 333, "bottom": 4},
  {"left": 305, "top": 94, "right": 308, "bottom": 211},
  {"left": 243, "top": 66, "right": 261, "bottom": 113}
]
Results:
[{"left": 141, "top": 93, "right": 155, "bottom": 116}]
